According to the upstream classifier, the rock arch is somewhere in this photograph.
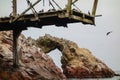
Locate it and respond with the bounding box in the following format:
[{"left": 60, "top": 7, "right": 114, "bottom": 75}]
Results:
[{"left": 36, "top": 34, "right": 114, "bottom": 78}]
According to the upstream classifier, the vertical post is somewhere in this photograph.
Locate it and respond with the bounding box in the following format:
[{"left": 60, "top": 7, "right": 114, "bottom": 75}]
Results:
[
  {"left": 13, "top": 29, "right": 21, "bottom": 68},
  {"left": 13, "top": 0, "right": 19, "bottom": 68},
  {"left": 13, "top": 0, "right": 17, "bottom": 17},
  {"left": 67, "top": 0, "right": 72, "bottom": 16},
  {"left": 92, "top": 0, "right": 98, "bottom": 16}
]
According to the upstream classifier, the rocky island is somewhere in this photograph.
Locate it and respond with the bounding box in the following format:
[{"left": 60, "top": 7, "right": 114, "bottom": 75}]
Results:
[
  {"left": 0, "top": 31, "right": 66, "bottom": 80},
  {"left": 0, "top": 31, "right": 114, "bottom": 80},
  {"left": 36, "top": 34, "right": 114, "bottom": 78}
]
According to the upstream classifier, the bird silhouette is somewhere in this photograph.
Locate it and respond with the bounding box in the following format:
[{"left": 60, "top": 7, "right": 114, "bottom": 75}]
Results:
[{"left": 106, "top": 31, "right": 112, "bottom": 36}]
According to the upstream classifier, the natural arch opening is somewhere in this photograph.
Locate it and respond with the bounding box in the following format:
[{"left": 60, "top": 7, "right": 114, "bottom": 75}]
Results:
[
  {"left": 36, "top": 34, "right": 115, "bottom": 78},
  {"left": 47, "top": 49, "right": 62, "bottom": 71}
]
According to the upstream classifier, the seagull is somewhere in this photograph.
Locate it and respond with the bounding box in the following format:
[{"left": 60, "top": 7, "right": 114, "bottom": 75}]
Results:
[{"left": 106, "top": 31, "right": 113, "bottom": 36}]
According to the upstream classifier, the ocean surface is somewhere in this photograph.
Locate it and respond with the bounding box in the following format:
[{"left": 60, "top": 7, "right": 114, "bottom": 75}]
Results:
[{"left": 67, "top": 71, "right": 120, "bottom": 80}]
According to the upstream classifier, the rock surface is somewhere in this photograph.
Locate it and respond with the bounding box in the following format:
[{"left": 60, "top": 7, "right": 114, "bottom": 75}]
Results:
[
  {"left": 36, "top": 34, "right": 115, "bottom": 78},
  {"left": 0, "top": 31, "right": 66, "bottom": 80}
]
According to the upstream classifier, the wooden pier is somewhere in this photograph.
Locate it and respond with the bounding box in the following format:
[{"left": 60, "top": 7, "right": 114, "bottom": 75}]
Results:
[
  {"left": 0, "top": 0, "right": 98, "bottom": 68},
  {"left": 0, "top": 9, "right": 94, "bottom": 31}
]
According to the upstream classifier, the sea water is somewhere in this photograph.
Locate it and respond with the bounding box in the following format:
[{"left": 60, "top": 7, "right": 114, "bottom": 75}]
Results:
[
  {"left": 67, "top": 71, "right": 120, "bottom": 80},
  {"left": 67, "top": 76, "right": 120, "bottom": 80}
]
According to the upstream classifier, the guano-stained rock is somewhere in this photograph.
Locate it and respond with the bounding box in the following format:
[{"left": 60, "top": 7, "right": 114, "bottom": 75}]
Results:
[
  {"left": 0, "top": 31, "right": 66, "bottom": 80},
  {"left": 36, "top": 34, "right": 115, "bottom": 78}
]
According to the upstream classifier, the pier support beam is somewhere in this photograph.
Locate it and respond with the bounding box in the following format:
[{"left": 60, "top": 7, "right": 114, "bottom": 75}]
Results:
[
  {"left": 13, "top": 0, "right": 17, "bottom": 17},
  {"left": 13, "top": 29, "right": 22, "bottom": 68},
  {"left": 92, "top": 0, "right": 98, "bottom": 16},
  {"left": 67, "top": 0, "right": 72, "bottom": 16}
]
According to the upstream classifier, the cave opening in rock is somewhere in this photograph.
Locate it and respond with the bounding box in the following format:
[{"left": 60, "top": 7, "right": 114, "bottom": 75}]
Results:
[{"left": 47, "top": 49, "right": 62, "bottom": 71}]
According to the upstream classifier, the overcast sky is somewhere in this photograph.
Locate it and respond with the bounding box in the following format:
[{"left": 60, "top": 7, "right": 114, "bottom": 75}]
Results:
[{"left": 0, "top": 0, "right": 120, "bottom": 71}]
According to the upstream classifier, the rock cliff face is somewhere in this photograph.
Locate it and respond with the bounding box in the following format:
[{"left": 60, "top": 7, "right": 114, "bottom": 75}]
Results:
[
  {"left": 0, "top": 31, "right": 115, "bottom": 79},
  {"left": 0, "top": 31, "right": 66, "bottom": 80},
  {"left": 36, "top": 34, "right": 115, "bottom": 78}
]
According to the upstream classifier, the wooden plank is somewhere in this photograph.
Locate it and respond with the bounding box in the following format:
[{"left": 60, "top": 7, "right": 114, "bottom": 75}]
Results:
[{"left": 0, "top": 9, "right": 95, "bottom": 31}]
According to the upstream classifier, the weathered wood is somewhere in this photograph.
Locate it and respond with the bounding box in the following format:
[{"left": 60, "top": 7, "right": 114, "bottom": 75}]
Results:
[
  {"left": 67, "top": 0, "right": 72, "bottom": 16},
  {"left": 13, "top": 29, "right": 22, "bottom": 68},
  {"left": 12, "top": 0, "right": 41, "bottom": 23},
  {"left": 0, "top": 0, "right": 98, "bottom": 69},
  {"left": 0, "top": 9, "right": 94, "bottom": 31},
  {"left": 92, "top": 0, "right": 98, "bottom": 16},
  {"left": 13, "top": 0, "right": 17, "bottom": 17}
]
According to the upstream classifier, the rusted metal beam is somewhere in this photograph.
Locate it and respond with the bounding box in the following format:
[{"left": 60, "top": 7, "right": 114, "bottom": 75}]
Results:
[{"left": 92, "top": 0, "right": 98, "bottom": 16}]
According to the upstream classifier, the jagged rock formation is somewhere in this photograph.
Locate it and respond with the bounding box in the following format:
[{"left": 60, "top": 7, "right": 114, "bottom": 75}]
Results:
[
  {"left": 0, "top": 31, "right": 66, "bottom": 80},
  {"left": 36, "top": 34, "right": 115, "bottom": 78}
]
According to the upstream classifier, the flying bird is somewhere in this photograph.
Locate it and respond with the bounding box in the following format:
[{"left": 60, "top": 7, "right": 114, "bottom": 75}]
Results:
[{"left": 106, "top": 31, "right": 113, "bottom": 36}]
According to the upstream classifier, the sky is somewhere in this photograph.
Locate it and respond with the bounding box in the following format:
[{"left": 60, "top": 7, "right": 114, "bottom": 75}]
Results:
[{"left": 0, "top": 0, "right": 120, "bottom": 71}]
